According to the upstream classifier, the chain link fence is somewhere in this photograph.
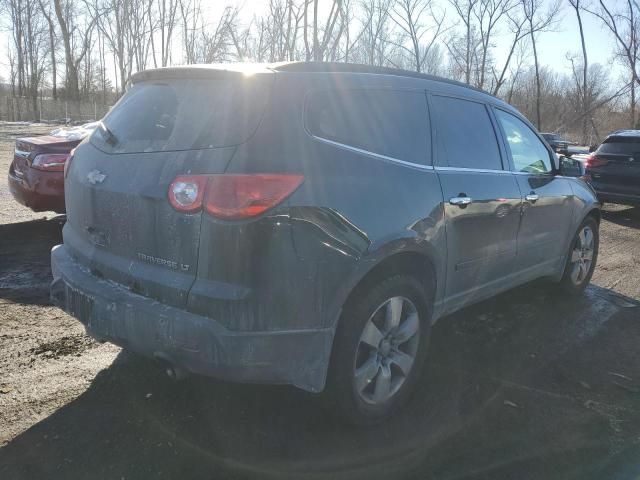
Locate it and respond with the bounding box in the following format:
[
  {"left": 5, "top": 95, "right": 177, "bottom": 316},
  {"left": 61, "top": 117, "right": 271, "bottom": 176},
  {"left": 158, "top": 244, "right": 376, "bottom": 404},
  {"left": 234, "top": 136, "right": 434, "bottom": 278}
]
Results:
[{"left": 1, "top": 96, "right": 112, "bottom": 124}]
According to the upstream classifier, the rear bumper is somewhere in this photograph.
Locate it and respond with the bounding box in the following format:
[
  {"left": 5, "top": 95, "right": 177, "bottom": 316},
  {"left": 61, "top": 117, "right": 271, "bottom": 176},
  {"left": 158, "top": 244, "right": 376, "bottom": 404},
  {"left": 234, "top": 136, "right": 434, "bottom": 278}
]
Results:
[
  {"left": 593, "top": 189, "right": 640, "bottom": 206},
  {"left": 50, "top": 244, "right": 333, "bottom": 392},
  {"left": 8, "top": 167, "right": 65, "bottom": 213}
]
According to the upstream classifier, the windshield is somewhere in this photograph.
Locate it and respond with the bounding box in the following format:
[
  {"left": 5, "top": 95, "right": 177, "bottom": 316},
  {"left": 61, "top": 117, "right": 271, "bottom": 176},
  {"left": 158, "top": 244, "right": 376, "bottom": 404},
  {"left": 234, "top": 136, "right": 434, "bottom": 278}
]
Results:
[{"left": 92, "top": 77, "right": 271, "bottom": 154}]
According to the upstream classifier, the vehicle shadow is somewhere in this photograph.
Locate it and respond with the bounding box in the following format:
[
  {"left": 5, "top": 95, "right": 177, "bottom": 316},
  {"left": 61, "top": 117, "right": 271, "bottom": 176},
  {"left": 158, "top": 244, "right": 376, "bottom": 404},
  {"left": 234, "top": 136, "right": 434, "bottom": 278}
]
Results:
[
  {"left": 1, "top": 282, "right": 639, "bottom": 479},
  {"left": 601, "top": 205, "right": 640, "bottom": 230},
  {"left": 0, "top": 217, "right": 63, "bottom": 305}
]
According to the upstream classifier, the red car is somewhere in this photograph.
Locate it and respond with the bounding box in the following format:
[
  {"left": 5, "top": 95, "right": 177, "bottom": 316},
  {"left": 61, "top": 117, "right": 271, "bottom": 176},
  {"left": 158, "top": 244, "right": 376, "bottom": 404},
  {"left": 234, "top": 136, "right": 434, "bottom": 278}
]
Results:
[{"left": 8, "top": 124, "right": 95, "bottom": 213}]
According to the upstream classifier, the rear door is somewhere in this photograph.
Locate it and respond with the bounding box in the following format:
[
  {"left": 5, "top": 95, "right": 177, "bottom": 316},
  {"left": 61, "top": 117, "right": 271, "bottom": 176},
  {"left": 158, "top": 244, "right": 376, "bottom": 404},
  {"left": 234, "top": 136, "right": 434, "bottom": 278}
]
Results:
[
  {"left": 63, "top": 73, "right": 272, "bottom": 308},
  {"left": 431, "top": 94, "right": 522, "bottom": 309},
  {"left": 493, "top": 108, "right": 575, "bottom": 275},
  {"left": 589, "top": 136, "right": 640, "bottom": 198}
]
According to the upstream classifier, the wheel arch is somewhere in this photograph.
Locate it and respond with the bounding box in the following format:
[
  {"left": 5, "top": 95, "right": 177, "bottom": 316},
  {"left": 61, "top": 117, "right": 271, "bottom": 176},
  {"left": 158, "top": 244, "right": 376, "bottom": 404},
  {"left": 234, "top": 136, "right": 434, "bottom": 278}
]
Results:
[
  {"left": 586, "top": 207, "right": 601, "bottom": 225},
  {"left": 340, "top": 249, "right": 438, "bottom": 324}
]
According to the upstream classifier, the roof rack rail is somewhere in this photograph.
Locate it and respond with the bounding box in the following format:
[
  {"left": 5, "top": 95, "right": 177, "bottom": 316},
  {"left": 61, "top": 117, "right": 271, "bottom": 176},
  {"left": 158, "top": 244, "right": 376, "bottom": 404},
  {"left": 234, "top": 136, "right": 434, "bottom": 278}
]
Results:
[
  {"left": 608, "top": 129, "right": 640, "bottom": 137},
  {"left": 270, "top": 61, "right": 493, "bottom": 97}
]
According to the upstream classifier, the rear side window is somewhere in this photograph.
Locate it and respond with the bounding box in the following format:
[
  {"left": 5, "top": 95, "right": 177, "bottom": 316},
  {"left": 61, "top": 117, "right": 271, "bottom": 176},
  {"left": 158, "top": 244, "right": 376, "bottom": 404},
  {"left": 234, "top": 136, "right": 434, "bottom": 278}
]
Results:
[
  {"left": 305, "top": 89, "right": 430, "bottom": 165},
  {"left": 92, "top": 76, "right": 271, "bottom": 154},
  {"left": 431, "top": 95, "right": 502, "bottom": 170},
  {"left": 598, "top": 137, "right": 640, "bottom": 155}
]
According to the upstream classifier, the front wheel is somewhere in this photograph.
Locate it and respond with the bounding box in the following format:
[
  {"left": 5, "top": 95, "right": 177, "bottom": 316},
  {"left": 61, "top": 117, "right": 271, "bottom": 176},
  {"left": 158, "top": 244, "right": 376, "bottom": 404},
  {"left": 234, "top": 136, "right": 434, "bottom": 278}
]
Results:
[
  {"left": 558, "top": 216, "right": 599, "bottom": 294},
  {"left": 327, "top": 275, "right": 431, "bottom": 425}
]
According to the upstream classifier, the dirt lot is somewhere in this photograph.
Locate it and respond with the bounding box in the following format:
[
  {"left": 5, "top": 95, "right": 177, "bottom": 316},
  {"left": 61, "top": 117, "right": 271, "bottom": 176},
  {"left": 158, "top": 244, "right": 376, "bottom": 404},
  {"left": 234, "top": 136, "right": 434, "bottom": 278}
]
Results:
[{"left": 1, "top": 123, "right": 640, "bottom": 479}]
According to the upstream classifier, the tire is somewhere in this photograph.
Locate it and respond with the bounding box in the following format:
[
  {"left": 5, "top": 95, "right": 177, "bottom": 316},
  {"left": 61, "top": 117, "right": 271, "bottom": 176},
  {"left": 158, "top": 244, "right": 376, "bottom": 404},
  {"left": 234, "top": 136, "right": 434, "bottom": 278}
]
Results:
[
  {"left": 327, "top": 274, "right": 432, "bottom": 425},
  {"left": 558, "top": 216, "right": 599, "bottom": 294}
]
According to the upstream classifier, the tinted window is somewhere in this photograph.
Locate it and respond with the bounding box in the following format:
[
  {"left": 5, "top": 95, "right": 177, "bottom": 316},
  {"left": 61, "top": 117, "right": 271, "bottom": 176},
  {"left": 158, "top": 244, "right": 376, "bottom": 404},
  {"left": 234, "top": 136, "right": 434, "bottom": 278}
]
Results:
[
  {"left": 92, "top": 77, "right": 271, "bottom": 154},
  {"left": 598, "top": 137, "right": 640, "bottom": 155},
  {"left": 495, "top": 109, "right": 552, "bottom": 174},
  {"left": 431, "top": 95, "right": 502, "bottom": 170},
  {"left": 306, "top": 89, "right": 430, "bottom": 165}
]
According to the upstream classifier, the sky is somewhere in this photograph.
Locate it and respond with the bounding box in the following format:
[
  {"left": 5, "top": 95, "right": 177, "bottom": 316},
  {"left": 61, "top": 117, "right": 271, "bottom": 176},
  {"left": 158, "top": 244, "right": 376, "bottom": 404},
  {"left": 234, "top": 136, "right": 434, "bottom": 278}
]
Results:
[
  {"left": 214, "top": 0, "right": 623, "bottom": 78},
  {"left": 0, "top": 0, "right": 623, "bottom": 86}
]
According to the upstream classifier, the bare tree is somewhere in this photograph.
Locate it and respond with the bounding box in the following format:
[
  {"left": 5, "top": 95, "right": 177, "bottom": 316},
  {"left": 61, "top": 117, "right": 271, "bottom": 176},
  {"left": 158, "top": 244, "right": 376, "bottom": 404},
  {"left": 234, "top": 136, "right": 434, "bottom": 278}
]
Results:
[
  {"left": 357, "top": 0, "right": 393, "bottom": 66},
  {"left": 260, "top": 0, "right": 305, "bottom": 61},
  {"left": 149, "top": 0, "right": 179, "bottom": 68},
  {"left": 178, "top": 0, "right": 200, "bottom": 64},
  {"left": 447, "top": 0, "right": 480, "bottom": 84},
  {"left": 568, "top": 0, "right": 589, "bottom": 143},
  {"left": 3, "top": 0, "right": 49, "bottom": 117},
  {"left": 389, "top": 0, "right": 447, "bottom": 73},
  {"left": 39, "top": 0, "right": 58, "bottom": 99},
  {"left": 521, "top": 0, "right": 560, "bottom": 130},
  {"left": 53, "top": 0, "right": 97, "bottom": 100},
  {"left": 587, "top": 0, "right": 640, "bottom": 127},
  {"left": 491, "top": 9, "right": 528, "bottom": 95},
  {"left": 301, "top": 0, "right": 343, "bottom": 61},
  {"left": 5, "top": 0, "right": 27, "bottom": 96},
  {"left": 474, "top": 0, "right": 518, "bottom": 88}
]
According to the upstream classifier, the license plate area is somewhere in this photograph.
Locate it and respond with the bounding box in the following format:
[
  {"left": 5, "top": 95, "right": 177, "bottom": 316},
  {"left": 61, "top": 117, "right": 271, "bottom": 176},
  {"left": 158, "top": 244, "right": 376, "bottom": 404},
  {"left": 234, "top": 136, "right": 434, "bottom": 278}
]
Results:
[{"left": 65, "top": 284, "right": 95, "bottom": 325}]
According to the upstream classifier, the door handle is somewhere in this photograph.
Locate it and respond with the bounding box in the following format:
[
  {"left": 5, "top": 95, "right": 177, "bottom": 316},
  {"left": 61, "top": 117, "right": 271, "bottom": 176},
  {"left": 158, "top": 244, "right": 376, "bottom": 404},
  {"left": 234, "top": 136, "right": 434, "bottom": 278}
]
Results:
[
  {"left": 449, "top": 196, "right": 473, "bottom": 207},
  {"left": 525, "top": 192, "right": 539, "bottom": 203}
]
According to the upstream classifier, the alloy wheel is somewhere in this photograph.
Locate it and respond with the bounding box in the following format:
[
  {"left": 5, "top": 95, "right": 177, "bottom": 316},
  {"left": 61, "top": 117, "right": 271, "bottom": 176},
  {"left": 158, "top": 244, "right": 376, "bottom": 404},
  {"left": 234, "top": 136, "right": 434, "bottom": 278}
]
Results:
[
  {"left": 353, "top": 296, "right": 421, "bottom": 405},
  {"left": 569, "top": 225, "right": 595, "bottom": 285}
]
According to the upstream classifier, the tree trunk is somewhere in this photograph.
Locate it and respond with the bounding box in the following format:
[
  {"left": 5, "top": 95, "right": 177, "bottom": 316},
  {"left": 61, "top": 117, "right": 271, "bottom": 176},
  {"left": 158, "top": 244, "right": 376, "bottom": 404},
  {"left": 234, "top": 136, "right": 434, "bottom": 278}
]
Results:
[
  {"left": 465, "top": 9, "right": 471, "bottom": 84},
  {"left": 631, "top": 78, "right": 636, "bottom": 129},
  {"left": 53, "top": 0, "right": 80, "bottom": 100},
  {"left": 49, "top": 32, "right": 57, "bottom": 100},
  {"left": 313, "top": 0, "right": 319, "bottom": 60},
  {"left": 574, "top": 0, "right": 589, "bottom": 144},
  {"left": 531, "top": 28, "right": 542, "bottom": 130}
]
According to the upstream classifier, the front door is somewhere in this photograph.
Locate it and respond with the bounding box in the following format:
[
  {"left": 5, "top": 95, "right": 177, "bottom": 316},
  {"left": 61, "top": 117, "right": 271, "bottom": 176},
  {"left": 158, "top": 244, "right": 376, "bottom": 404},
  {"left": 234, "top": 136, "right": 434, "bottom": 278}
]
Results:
[
  {"left": 494, "top": 109, "right": 575, "bottom": 276},
  {"left": 431, "top": 94, "right": 522, "bottom": 310}
]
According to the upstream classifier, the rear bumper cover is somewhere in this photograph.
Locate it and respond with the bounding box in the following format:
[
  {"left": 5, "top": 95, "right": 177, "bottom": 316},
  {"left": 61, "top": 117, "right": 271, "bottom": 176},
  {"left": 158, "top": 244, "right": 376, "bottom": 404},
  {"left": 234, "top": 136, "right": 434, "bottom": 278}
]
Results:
[
  {"left": 8, "top": 168, "right": 65, "bottom": 213},
  {"left": 50, "top": 244, "right": 333, "bottom": 392},
  {"left": 593, "top": 189, "right": 640, "bottom": 206}
]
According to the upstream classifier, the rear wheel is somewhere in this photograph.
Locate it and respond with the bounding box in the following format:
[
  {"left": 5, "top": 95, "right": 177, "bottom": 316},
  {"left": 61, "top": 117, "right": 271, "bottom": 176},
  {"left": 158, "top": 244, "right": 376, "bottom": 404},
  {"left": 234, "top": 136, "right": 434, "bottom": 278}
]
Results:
[
  {"left": 327, "top": 275, "right": 431, "bottom": 425},
  {"left": 558, "top": 217, "right": 599, "bottom": 294}
]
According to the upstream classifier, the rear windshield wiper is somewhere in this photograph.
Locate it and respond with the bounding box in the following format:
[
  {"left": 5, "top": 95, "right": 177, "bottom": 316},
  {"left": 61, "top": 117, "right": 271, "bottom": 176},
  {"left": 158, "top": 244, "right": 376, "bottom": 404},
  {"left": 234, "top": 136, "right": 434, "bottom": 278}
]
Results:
[{"left": 98, "top": 121, "right": 119, "bottom": 146}]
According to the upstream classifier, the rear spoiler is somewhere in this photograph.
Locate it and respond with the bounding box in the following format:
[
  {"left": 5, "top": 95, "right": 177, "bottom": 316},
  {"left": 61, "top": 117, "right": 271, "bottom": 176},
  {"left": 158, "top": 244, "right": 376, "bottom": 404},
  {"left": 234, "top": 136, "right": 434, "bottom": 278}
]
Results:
[{"left": 130, "top": 64, "right": 275, "bottom": 84}]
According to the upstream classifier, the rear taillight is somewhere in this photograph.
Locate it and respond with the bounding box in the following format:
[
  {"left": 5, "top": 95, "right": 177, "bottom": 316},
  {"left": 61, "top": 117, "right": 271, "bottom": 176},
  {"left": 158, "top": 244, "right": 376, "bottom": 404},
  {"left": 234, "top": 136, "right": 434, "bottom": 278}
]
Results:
[
  {"left": 168, "top": 174, "right": 304, "bottom": 219},
  {"left": 204, "top": 174, "right": 304, "bottom": 219},
  {"left": 31, "top": 153, "right": 69, "bottom": 172},
  {"left": 585, "top": 154, "right": 608, "bottom": 169},
  {"left": 64, "top": 148, "right": 76, "bottom": 178}
]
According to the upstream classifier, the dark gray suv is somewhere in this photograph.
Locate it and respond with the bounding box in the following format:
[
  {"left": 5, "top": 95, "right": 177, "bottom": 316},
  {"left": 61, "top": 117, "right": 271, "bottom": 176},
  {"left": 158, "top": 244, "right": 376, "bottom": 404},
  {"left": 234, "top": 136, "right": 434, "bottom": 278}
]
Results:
[{"left": 51, "top": 62, "right": 600, "bottom": 423}]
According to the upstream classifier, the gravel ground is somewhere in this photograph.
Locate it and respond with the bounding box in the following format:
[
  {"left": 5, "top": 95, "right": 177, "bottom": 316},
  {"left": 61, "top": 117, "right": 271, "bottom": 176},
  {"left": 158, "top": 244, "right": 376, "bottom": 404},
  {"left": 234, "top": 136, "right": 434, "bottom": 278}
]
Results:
[{"left": 1, "top": 124, "right": 639, "bottom": 479}]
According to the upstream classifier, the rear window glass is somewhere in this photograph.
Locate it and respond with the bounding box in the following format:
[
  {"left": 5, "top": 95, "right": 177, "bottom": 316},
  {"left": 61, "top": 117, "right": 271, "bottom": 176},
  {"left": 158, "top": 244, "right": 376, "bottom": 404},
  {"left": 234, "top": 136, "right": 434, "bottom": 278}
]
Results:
[
  {"left": 305, "top": 89, "right": 430, "bottom": 165},
  {"left": 598, "top": 137, "right": 640, "bottom": 155},
  {"left": 431, "top": 95, "right": 502, "bottom": 170},
  {"left": 92, "top": 76, "right": 271, "bottom": 154}
]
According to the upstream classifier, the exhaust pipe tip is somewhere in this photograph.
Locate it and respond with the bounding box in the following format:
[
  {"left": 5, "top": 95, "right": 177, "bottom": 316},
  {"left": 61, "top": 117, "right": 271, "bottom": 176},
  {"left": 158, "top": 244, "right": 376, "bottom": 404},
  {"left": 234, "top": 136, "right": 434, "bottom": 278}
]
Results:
[
  {"left": 165, "top": 365, "right": 188, "bottom": 381},
  {"left": 153, "top": 352, "right": 189, "bottom": 381}
]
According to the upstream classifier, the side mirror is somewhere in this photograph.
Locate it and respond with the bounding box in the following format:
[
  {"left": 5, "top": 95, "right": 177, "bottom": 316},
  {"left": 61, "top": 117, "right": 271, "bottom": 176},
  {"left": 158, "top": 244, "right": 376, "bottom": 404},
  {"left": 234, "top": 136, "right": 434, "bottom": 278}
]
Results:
[{"left": 558, "top": 155, "right": 584, "bottom": 177}]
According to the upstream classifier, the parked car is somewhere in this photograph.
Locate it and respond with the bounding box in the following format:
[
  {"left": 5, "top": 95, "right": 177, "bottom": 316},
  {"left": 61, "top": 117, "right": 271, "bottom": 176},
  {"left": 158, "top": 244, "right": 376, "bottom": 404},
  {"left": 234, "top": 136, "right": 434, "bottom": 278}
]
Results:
[
  {"left": 584, "top": 129, "right": 640, "bottom": 206},
  {"left": 541, "top": 132, "right": 570, "bottom": 156},
  {"left": 50, "top": 63, "right": 600, "bottom": 424},
  {"left": 8, "top": 123, "right": 97, "bottom": 213}
]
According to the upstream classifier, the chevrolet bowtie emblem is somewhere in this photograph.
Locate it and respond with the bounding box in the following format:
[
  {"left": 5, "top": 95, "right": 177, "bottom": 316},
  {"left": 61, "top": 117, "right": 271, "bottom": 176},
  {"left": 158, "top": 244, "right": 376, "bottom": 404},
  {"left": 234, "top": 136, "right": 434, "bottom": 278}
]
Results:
[{"left": 87, "top": 169, "right": 106, "bottom": 185}]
